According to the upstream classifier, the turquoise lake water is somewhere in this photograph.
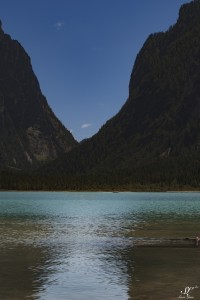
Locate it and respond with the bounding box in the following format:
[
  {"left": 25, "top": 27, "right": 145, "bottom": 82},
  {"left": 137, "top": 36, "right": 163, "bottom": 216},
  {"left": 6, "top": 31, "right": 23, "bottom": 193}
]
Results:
[{"left": 0, "top": 192, "right": 200, "bottom": 300}]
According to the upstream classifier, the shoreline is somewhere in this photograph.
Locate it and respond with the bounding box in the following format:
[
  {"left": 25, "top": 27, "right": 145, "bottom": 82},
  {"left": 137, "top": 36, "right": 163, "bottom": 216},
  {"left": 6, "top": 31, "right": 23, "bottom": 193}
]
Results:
[{"left": 0, "top": 189, "right": 200, "bottom": 193}]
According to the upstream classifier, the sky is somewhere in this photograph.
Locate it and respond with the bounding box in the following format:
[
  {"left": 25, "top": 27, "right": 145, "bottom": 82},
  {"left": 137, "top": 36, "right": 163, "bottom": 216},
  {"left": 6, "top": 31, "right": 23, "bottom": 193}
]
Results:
[{"left": 0, "top": 0, "right": 191, "bottom": 141}]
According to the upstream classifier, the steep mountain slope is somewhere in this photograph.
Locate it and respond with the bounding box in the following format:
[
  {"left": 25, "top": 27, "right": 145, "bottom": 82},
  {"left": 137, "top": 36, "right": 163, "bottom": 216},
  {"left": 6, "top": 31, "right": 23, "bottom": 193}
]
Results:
[
  {"left": 38, "top": 0, "right": 200, "bottom": 189},
  {"left": 0, "top": 21, "right": 78, "bottom": 170}
]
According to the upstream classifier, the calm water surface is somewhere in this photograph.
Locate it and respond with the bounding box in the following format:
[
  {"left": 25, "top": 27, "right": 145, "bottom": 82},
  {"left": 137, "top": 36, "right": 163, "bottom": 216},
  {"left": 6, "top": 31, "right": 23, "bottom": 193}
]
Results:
[{"left": 0, "top": 192, "right": 200, "bottom": 300}]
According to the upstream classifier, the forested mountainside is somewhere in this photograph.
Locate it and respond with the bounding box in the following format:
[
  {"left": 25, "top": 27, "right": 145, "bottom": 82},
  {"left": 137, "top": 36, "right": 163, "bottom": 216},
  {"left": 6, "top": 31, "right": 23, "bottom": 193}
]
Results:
[
  {"left": 0, "top": 20, "right": 77, "bottom": 170},
  {"left": 1, "top": 0, "right": 200, "bottom": 190}
]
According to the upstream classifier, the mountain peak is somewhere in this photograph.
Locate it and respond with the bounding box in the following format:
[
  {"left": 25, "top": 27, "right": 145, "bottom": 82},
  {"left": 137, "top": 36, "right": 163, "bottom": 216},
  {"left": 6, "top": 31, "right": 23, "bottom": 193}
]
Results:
[
  {"left": 0, "top": 21, "right": 78, "bottom": 170},
  {"left": 178, "top": 0, "right": 200, "bottom": 26}
]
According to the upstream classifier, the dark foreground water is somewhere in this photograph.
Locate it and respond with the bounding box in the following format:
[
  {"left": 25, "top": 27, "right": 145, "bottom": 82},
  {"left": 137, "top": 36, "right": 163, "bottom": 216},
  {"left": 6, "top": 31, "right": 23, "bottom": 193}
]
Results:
[{"left": 0, "top": 192, "right": 200, "bottom": 300}]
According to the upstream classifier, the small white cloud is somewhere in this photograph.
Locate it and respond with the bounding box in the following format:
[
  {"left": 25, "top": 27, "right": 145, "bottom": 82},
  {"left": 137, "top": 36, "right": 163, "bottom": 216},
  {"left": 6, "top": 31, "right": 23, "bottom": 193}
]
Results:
[
  {"left": 54, "top": 21, "right": 64, "bottom": 30},
  {"left": 81, "top": 123, "right": 92, "bottom": 129}
]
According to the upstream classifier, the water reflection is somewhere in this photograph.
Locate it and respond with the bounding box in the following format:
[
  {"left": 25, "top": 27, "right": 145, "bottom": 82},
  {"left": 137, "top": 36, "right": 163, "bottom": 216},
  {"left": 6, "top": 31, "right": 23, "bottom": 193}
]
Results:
[
  {"left": 96, "top": 210, "right": 200, "bottom": 300},
  {"left": 97, "top": 237, "right": 200, "bottom": 300},
  {"left": 0, "top": 192, "right": 200, "bottom": 299},
  {"left": 129, "top": 247, "right": 200, "bottom": 300},
  {"left": 0, "top": 244, "right": 52, "bottom": 300}
]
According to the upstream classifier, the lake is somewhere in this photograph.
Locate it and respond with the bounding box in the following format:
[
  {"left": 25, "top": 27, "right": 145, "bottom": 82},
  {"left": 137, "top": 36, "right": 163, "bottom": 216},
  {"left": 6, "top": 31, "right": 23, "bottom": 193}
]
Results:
[{"left": 0, "top": 192, "right": 200, "bottom": 300}]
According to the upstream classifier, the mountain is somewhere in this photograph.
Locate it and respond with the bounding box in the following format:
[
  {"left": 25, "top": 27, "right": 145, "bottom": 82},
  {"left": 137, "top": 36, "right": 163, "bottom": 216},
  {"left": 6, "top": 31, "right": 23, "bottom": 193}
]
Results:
[
  {"left": 32, "top": 0, "right": 200, "bottom": 190},
  {"left": 1, "top": 0, "right": 200, "bottom": 190},
  {"left": 0, "top": 21, "right": 78, "bottom": 170}
]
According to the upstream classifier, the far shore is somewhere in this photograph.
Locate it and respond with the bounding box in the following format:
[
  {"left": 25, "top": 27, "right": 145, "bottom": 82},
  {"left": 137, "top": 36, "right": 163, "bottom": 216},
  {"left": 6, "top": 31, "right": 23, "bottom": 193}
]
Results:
[{"left": 0, "top": 189, "right": 200, "bottom": 193}]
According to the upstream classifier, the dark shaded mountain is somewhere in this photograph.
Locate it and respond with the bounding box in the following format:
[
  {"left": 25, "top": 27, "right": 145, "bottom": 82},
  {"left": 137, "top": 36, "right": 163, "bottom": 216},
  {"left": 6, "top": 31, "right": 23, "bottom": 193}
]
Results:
[
  {"left": 1, "top": 0, "right": 200, "bottom": 190},
  {"left": 32, "top": 0, "right": 200, "bottom": 190},
  {"left": 0, "top": 21, "right": 78, "bottom": 170}
]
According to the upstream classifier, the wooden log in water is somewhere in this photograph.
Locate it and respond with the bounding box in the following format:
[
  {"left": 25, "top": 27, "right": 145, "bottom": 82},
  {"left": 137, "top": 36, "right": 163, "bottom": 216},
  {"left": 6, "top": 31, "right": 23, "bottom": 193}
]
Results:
[{"left": 134, "top": 238, "right": 199, "bottom": 248}]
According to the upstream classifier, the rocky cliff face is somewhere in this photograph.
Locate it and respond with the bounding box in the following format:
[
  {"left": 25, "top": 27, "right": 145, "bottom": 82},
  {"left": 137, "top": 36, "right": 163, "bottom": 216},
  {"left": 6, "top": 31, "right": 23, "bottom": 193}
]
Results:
[{"left": 0, "top": 21, "right": 78, "bottom": 170}]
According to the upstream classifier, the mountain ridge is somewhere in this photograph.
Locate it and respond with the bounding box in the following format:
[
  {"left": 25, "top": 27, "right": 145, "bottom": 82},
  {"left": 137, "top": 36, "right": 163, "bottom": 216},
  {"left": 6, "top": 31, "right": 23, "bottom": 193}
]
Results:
[
  {"left": 33, "top": 0, "right": 200, "bottom": 189},
  {"left": 0, "top": 21, "right": 78, "bottom": 170},
  {"left": 1, "top": 0, "right": 200, "bottom": 190}
]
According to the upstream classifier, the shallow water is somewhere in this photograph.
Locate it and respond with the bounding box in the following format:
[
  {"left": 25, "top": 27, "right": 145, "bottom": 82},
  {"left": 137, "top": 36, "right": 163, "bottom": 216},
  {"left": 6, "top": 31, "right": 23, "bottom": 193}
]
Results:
[{"left": 0, "top": 192, "right": 200, "bottom": 299}]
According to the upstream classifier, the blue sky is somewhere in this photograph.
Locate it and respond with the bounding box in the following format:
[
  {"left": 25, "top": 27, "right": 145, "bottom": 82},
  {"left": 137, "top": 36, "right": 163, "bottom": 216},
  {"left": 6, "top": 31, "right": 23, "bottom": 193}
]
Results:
[{"left": 0, "top": 0, "right": 191, "bottom": 141}]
